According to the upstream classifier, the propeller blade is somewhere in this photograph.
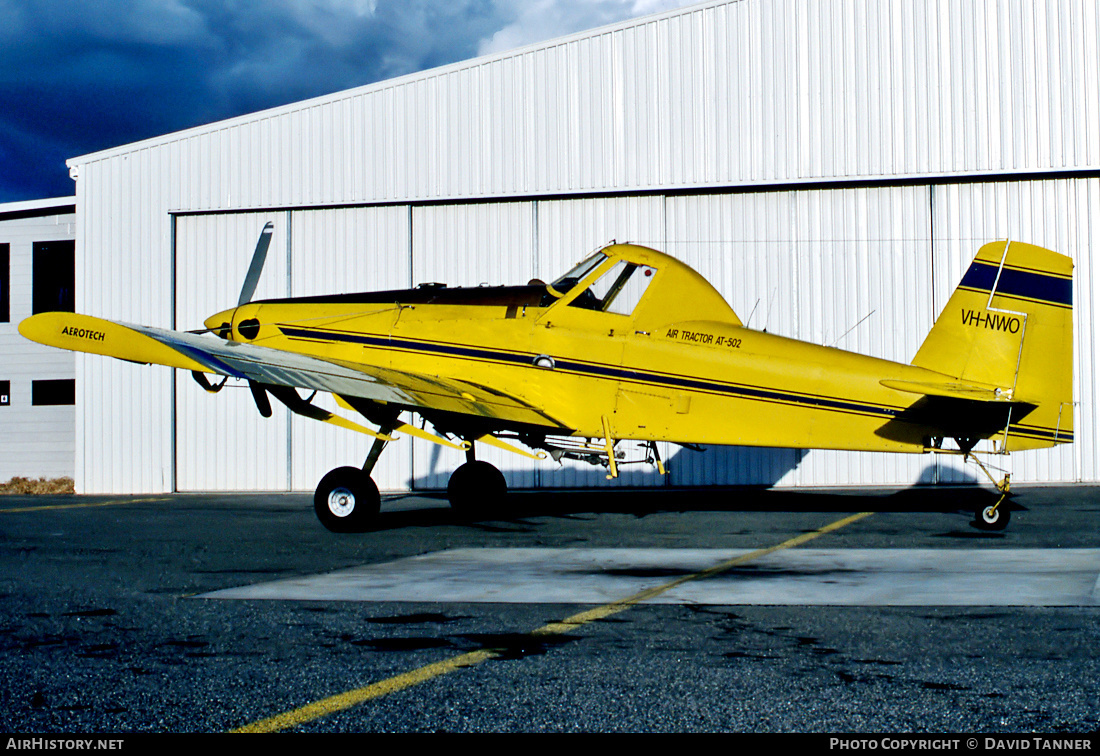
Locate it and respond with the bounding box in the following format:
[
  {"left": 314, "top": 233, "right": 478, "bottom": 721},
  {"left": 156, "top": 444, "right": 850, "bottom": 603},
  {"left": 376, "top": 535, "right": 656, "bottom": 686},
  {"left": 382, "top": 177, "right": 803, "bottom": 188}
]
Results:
[
  {"left": 249, "top": 381, "right": 273, "bottom": 418},
  {"left": 238, "top": 222, "right": 275, "bottom": 306},
  {"left": 191, "top": 371, "right": 227, "bottom": 394}
]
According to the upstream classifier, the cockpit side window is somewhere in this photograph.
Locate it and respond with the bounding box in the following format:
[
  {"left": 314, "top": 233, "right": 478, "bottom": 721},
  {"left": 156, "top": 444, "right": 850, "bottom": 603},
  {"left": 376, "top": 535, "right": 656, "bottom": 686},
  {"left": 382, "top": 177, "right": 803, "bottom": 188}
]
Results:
[
  {"left": 568, "top": 260, "right": 657, "bottom": 315},
  {"left": 605, "top": 263, "right": 656, "bottom": 315}
]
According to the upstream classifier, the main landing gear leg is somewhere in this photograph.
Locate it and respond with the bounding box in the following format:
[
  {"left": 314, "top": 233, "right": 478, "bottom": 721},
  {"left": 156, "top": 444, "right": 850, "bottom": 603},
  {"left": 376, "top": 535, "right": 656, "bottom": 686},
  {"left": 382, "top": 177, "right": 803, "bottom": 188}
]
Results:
[
  {"left": 447, "top": 442, "right": 508, "bottom": 518},
  {"left": 313, "top": 434, "right": 388, "bottom": 533},
  {"left": 967, "top": 453, "right": 1012, "bottom": 531}
]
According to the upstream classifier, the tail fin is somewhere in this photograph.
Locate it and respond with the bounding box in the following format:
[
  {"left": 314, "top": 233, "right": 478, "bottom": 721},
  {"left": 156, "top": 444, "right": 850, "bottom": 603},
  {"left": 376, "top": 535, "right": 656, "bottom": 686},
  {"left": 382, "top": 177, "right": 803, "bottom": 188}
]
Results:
[{"left": 912, "top": 241, "right": 1073, "bottom": 450}]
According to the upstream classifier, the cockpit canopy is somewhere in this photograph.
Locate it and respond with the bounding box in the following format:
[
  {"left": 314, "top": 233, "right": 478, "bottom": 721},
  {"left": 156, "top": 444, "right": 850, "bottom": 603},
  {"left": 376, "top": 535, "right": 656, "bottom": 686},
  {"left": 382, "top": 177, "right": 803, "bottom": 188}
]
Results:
[
  {"left": 548, "top": 253, "right": 657, "bottom": 316},
  {"left": 545, "top": 244, "right": 740, "bottom": 328}
]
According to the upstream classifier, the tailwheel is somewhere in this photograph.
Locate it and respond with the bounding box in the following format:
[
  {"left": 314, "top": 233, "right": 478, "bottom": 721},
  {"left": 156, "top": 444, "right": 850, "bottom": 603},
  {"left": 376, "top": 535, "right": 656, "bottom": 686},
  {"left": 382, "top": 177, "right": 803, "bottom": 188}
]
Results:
[
  {"left": 314, "top": 466, "right": 380, "bottom": 532},
  {"left": 447, "top": 460, "right": 507, "bottom": 518},
  {"left": 964, "top": 453, "right": 1014, "bottom": 532}
]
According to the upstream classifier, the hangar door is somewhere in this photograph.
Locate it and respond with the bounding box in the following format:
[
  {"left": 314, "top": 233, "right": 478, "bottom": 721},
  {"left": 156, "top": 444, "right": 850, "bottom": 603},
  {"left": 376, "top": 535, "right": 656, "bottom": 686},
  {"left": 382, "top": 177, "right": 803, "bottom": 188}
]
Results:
[
  {"left": 172, "top": 208, "right": 412, "bottom": 492},
  {"left": 174, "top": 213, "right": 290, "bottom": 491}
]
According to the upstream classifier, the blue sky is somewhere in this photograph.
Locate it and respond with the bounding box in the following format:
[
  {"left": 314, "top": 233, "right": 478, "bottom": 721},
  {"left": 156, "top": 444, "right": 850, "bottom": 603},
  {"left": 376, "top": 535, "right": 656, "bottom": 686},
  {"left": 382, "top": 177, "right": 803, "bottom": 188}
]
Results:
[{"left": 0, "top": 0, "right": 697, "bottom": 203}]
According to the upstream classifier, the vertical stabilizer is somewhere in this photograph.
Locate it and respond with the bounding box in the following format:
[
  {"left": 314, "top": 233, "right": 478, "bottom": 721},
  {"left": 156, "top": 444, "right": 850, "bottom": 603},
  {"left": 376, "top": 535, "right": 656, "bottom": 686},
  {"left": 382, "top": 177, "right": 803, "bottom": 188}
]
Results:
[{"left": 912, "top": 241, "right": 1073, "bottom": 449}]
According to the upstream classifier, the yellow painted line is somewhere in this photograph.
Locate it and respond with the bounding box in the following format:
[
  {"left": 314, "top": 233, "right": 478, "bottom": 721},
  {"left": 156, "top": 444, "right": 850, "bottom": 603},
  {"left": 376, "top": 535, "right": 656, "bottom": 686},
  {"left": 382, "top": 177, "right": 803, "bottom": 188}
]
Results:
[
  {"left": 0, "top": 497, "right": 170, "bottom": 514},
  {"left": 234, "top": 650, "right": 501, "bottom": 733},
  {"left": 234, "top": 510, "right": 874, "bottom": 733},
  {"left": 535, "top": 510, "right": 874, "bottom": 633}
]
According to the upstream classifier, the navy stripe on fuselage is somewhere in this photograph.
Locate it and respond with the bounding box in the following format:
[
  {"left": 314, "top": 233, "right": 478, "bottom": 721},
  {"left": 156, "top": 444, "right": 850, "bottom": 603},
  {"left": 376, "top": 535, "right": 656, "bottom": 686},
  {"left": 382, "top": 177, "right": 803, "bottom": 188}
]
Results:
[
  {"left": 279, "top": 325, "right": 533, "bottom": 366},
  {"left": 277, "top": 324, "right": 1073, "bottom": 441},
  {"left": 278, "top": 324, "right": 898, "bottom": 419},
  {"left": 1008, "top": 423, "right": 1074, "bottom": 443},
  {"left": 959, "top": 261, "right": 1072, "bottom": 307}
]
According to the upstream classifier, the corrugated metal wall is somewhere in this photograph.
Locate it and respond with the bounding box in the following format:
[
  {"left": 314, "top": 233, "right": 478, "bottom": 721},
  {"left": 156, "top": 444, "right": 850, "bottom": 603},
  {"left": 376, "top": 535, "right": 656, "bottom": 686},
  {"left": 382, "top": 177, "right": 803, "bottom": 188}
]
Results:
[
  {"left": 71, "top": 0, "right": 1100, "bottom": 208},
  {"left": 75, "top": 150, "right": 175, "bottom": 493},
  {"left": 67, "top": 0, "right": 1100, "bottom": 493}
]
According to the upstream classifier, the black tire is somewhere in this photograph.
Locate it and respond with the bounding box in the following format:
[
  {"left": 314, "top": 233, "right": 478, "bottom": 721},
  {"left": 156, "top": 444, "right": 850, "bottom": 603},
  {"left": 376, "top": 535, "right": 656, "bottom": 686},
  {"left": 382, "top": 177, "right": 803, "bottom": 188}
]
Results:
[
  {"left": 314, "top": 467, "right": 380, "bottom": 533},
  {"left": 973, "top": 502, "right": 1011, "bottom": 531},
  {"left": 447, "top": 461, "right": 507, "bottom": 517}
]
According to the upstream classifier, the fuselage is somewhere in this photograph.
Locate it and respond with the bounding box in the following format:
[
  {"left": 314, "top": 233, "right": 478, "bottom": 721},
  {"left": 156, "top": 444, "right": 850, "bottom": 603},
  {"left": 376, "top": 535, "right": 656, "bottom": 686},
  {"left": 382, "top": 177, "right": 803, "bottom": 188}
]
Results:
[
  {"left": 19, "top": 241, "right": 1066, "bottom": 458},
  {"left": 207, "top": 276, "right": 1015, "bottom": 454}
]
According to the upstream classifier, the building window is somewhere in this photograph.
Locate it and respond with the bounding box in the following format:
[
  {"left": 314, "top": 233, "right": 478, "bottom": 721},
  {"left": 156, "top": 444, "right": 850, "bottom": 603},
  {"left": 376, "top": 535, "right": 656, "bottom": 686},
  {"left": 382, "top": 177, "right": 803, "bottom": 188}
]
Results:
[
  {"left": 0, "top": 380, "right": 9, "bottom": 406},
  {"left": 33, "top": 241, "right": 75, "bottom": 314},
  {"left": 32, "top": 379, "right": 75, "bottom": 406},
  {"left": 0, "top": 244, "right": 8, "bottom": 322}
]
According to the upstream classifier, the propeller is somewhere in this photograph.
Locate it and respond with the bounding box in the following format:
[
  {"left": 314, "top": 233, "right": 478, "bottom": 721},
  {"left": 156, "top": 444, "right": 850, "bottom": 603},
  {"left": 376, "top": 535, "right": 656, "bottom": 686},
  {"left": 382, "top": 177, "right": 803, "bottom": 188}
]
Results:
[
  {"left": 238, "top": 222, "right": 275, "bottom": 306},
  {"left": 238, "top": 222, "right": 275, "bottom": 418},
  {"left": 249, "top": 381, "right": 273, "bottom": 418}
]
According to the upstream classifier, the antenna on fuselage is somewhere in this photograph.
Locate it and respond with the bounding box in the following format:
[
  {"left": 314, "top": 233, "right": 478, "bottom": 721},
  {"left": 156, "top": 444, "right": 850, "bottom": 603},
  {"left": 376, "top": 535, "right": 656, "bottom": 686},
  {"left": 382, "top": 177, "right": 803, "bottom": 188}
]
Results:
[
  {"left": 762, "top": 287, "right": 777, "bottom": 333},
  {"left": 744, "top": 298, "right": 761, "bottom": 328},
  {"left": 829, "top": 310, "right": 876, "bottom": 348}
]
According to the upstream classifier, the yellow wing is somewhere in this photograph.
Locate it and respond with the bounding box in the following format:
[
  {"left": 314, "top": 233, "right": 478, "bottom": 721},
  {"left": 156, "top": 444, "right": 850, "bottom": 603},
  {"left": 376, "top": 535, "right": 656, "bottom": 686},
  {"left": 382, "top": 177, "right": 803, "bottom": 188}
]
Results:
[{"left": 19, "top": 312, "right": 567, "bottom": 430}]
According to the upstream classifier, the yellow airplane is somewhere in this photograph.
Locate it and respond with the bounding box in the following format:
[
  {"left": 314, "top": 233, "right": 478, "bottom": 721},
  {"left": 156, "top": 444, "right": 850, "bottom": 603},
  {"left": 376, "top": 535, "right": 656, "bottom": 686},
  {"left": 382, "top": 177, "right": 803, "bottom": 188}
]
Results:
[{"left": 19, "top": 226, "right": 1073, "bottom": 532}]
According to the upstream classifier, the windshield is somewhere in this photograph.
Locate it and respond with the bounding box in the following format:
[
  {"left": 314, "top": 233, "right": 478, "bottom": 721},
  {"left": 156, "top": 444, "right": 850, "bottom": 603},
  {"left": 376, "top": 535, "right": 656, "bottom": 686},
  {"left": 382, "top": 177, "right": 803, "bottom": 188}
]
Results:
[{"left": 549, "top": 253, "right": 607, "bottom": 296}]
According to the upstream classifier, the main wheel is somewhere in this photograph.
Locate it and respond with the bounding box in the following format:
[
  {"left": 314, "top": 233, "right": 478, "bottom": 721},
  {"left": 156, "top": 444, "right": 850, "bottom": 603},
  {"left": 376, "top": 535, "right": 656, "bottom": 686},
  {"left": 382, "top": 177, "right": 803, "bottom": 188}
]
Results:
[
  {"left": 447, "top": 461, "right": 507, "bottom": 517},
  {"left": 974, "top": 502, "right": 1011, "bottom": 531},
  {"left": 314, "top": 466, "right": 380, "bottom": 532}
]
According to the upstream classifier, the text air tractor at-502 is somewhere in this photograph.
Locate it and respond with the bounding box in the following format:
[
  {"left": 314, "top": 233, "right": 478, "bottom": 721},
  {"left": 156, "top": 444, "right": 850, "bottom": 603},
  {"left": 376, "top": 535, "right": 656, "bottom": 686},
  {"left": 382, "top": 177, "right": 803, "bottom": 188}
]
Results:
[{"left": 19, "top": 228, "right": 1073, "bottom": 532}]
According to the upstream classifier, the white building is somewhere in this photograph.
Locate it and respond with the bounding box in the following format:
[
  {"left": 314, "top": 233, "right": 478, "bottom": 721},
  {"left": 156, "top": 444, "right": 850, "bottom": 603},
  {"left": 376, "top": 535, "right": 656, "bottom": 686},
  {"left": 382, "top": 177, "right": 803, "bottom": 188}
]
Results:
[
  {"left": 63, "top": 0, "right": 1099, "bottom": 494},
  {"left": 1, "top": 197, "right": 77, "bottom": 482}
]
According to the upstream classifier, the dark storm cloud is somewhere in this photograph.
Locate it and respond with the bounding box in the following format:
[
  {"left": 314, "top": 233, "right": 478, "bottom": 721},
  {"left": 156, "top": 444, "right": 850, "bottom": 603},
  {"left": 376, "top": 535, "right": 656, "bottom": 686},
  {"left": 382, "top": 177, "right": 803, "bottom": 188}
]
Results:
[
  {"left": 0, "top": 0, "right": 511, "bottom": 201},
  {"left": 0, "top": 0, "right": 695, "bottom": 202}
]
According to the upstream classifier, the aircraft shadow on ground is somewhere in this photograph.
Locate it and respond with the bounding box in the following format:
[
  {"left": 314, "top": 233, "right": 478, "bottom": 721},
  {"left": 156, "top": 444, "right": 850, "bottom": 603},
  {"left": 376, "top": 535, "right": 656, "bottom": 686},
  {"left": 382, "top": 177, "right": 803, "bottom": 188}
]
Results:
[
  {"left": 377, "top": 451, "right": 999, "bottom": 532},
  {"left": 411, "top": 443, "right": 810, "bottom": 490}
]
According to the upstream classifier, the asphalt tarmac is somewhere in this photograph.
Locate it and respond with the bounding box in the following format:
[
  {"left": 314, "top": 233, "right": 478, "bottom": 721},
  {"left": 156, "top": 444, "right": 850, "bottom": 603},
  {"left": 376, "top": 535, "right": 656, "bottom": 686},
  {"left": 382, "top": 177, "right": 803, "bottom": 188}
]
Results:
[{"left": 0, "top": 484, "right": 1098, "bottom": 736}]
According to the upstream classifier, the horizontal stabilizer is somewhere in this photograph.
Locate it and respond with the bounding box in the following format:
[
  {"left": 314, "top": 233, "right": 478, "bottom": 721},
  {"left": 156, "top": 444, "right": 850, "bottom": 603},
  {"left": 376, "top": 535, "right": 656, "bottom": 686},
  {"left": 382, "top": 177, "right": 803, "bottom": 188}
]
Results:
[{"left": 880, "top": 378, "right": 1017, "bottom": 403}]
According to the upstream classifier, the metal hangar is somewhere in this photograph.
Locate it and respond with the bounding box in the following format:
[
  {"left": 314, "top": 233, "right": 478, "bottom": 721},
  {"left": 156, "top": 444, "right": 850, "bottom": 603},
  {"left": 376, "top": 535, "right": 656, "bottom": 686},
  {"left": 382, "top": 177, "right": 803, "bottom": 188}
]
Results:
[{"left": 63, "top": 0, "right": 1100, "bottom": 494}]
